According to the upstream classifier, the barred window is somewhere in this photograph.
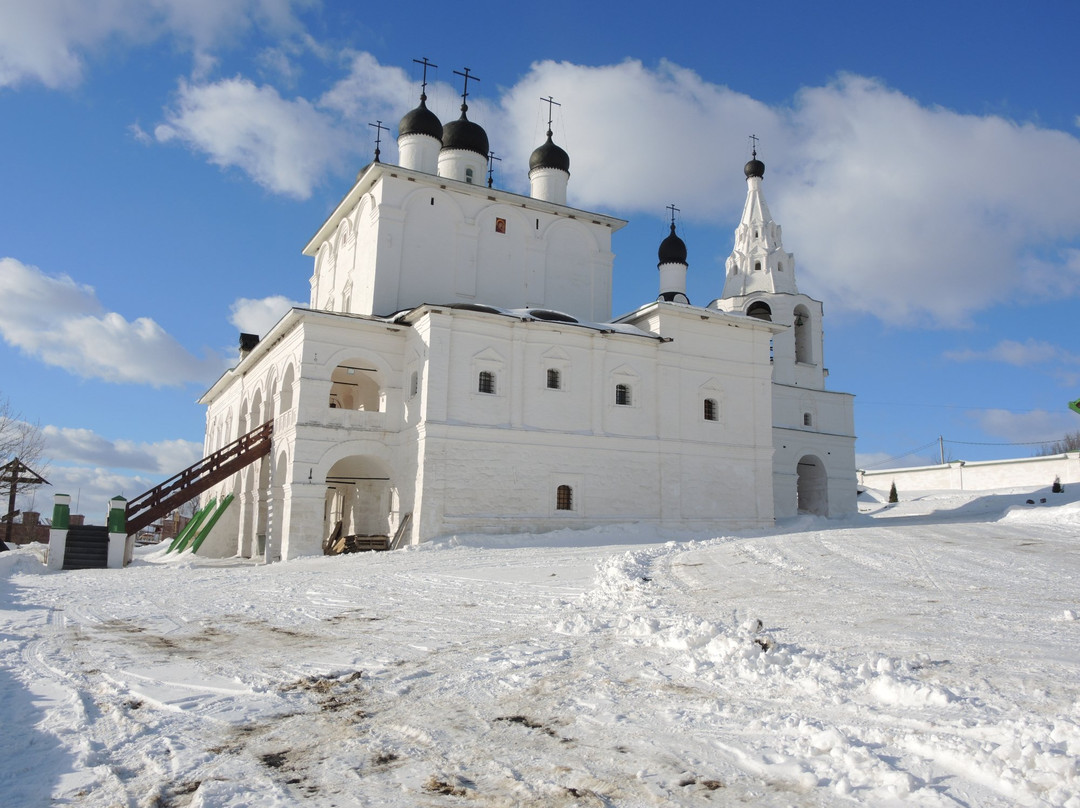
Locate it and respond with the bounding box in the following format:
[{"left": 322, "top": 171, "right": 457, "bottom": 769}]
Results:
[
  {"left": 704, "top": 398, "right": 718, "bottom": 421},
  {"left": 803, "top": 412, "right": 813, "bottom": 426},
  {"left": 556, "top": 484, "right": 573, "bottom": 511},
  {"left": 478, "top": 371, "right": 496, "bottom": 394},
  {"left": 615, "top": 383, "right": 631, "bottom": 406},
  {"left": 546, "top": 368, "right": 561, "bottom": 389}
]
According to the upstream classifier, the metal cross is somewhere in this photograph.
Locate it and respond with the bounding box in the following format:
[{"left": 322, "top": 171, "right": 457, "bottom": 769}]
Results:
[
  {"left": 413, "top": 57, "right": 437, "bottom": 96},
  {"left": 454, "top": 67, "right": 480, "bottom": 106},
  {"left": 487, "top": 151, "right": 501, "bottom": 188},
  {"left": 541, "top": 95, "right": 561, "bottom": 132},
  {"left": 666, "top": 203, "right": 680, "bottom": 226},
  {"left": 369, "top": 120, "right": 388, "bottom": 163},
  {"left": 749, "top": 133, "right": 759, "bottom": 158}
]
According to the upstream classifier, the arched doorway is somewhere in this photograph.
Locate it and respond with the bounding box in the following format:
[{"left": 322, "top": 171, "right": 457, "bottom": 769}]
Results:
[
  {"left": 796, "top": 455, "right": 828, "bottom": 515},
  {"left": 323, "top": 455, "right": 395, "bottom": 550}
]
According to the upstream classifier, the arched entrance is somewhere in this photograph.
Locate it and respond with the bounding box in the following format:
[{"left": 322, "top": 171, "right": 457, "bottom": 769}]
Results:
[
  {"left": 796, "top": 455, "right": 828, "bottom": 515},
  {"left": 323, "top": 455, "right": 396, "bottom": 550}
]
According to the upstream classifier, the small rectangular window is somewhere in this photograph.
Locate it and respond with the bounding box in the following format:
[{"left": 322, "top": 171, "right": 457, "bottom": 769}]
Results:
[
  {"left": 704, "top": 398, "right": 718, "bottom": 421},
  {"left": 803, "top": 412, "right": 812, "bottom": 426},
  {"left": 615, "top": 383, "right": 631, "bottom": 406},
  {"left": 478, "top": 370, "right": 496, "bottom": 394},
  {"left": 546, "top": 368, "right": 561, "bottom": 389},
  {"left": 556, "top": 484, "right": 573, "bottom": 511}
]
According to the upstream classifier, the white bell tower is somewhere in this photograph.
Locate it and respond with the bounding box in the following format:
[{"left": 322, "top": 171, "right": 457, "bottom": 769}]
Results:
[{"left": 711, "top": 147, "right": 825, "bottom": 390}]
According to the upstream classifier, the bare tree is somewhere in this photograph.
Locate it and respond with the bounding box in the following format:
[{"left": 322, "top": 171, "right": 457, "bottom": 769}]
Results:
[
  {"left": 1035, "top": 430, "right": 1080, "bottom": 456},
  {"left": 1, "top": 394, "right": 48, "bottom": 550},
  {"left": 0, "top": 393, "right": 46, "bottom": 469}
]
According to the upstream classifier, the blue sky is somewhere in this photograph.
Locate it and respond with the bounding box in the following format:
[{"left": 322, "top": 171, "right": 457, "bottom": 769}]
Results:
[{"left": 2, "top": 1, "right": 1079, "bottom": 514}]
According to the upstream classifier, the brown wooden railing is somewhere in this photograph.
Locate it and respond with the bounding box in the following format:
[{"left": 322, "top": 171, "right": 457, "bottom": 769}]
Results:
[{"left": 125, "top": 421, "right": 273, "bottom": 536}]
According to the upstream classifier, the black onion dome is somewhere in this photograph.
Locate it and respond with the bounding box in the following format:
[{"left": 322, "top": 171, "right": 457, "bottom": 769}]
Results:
[
  {"left": 442, "top": 106, "right": 489, "bottom": 156},
  {"left": 398, "top": 96, "right": 443, "bottom": 140},
  {"left": 658, "top": 223, "right": 688, "bottom": 265},
  {"left": 529, "top": 132, "right": 570, "bottom": 173},
  {"left": 744, "top": 157, "right": 765, "bottom": 179}
]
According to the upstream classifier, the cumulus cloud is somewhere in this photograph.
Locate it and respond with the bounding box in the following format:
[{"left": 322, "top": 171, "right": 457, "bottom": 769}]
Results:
[
  {"left": 43, "top": 426, "right": 201, "bottom": 474},
  {"left": 0, "top": 0, "right": 312, "bottom": 89},
  {"left": 0, "top": 257, "right": 225, "bottom": 386},
  {"left": 144, "top": 56, "right": 1080, "bottom": 325},
  {"left": 973, "top": 409, "right": 1078, "bottom": 446},
  {"left": 155, "top": 77, "right": 357, "bottom": 198},
  {"left": 228, "top": 295, "right": 305, "bottom": 336}
]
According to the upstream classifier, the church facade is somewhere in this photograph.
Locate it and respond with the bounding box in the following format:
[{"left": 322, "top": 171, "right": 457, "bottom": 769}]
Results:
[{"left": 197, "top": 79, "right": 856, "bottom": 560}]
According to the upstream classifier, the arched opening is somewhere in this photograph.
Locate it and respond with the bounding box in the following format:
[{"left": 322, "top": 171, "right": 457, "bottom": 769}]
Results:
[
  {"left": 794, "top": 305, "right": 812, "bottom": 364},
  {"left": 280, "top": 363, "right": 295, "bottom": 413},
  {"left": 747, "top": 301, "right": 772, "bottom": 322},
  {"left": 330, "top": 360, "right": 382, "bottom": 411},
  {"left": 796, "top": 455, "right": 828, "bottom": 516},
  {"left": 323, "top": 455, "right": 394, "bottom": 551}
]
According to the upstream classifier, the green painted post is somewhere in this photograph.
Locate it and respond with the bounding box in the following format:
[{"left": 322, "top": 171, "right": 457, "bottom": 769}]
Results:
[
  {"left": 52, "top": 494, "right": 71, "bottom": 530},
  {"left": 107, "top": 496, "right": 127, "bottom": 534}
]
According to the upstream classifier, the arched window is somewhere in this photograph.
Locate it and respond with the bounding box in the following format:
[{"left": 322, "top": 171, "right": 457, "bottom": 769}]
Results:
[
  {"left": 478, "top": 371, "right": 496, "bottom": 394},
  {"left": 615, "top": 384, "right": 631, "bottom": 406},
  {"left": 794, "top": 306, "right": 812, "bottom": 364},
  {"left": 803, "top": 412, "right": 813, "bottom": 427},
  {"left": 703, "top": 398, "right": 718, "bottom": 421},
  {"left": 546, "top": 368, "right": 561, "bottom": 389},
  {"left": 465, "top": 167, "right": 474, "bottom": 184},
  {"left": 556, "top": 485, "right": 573, "bottom": 511},
  {"left": 754, "top": 261, "right": 762, "bottom": 271}
]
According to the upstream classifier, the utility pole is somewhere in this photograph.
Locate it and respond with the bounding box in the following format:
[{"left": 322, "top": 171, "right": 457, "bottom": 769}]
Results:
[{"left": 939, "top": 436, "right": 945, "bottom": 465}]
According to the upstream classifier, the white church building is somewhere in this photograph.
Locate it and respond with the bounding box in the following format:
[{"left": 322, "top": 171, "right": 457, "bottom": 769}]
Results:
[{"left": 196, "top": 76, "right": 856, "bottom": 560}]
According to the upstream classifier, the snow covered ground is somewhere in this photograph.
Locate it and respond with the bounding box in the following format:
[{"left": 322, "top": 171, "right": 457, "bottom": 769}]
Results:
[{"left": 2, "top": 486, "right": 1079, "bottom": 807}]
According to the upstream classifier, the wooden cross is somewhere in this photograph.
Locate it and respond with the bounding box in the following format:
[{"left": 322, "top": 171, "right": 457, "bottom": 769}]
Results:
[{"left": 1, "top": 458, "right": 48, "bottom": 551}]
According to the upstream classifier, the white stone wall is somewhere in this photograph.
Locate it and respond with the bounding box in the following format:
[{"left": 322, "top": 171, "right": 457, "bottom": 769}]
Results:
[
  {"left": 859, "top": 453, "right": 1080, "bottom": 493},
  {"left": 304, "top": 166, "right": 623, "bottom": 323}
]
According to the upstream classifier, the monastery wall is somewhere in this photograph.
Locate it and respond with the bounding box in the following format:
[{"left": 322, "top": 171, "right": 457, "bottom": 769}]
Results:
[{"left": 859, "top": 453, "right": 1080, "bottom": 494}]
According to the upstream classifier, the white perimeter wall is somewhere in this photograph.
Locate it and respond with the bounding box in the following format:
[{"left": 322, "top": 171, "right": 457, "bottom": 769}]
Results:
[{"left": 859, "top": 453, "right": 1080, "bottom": 493}]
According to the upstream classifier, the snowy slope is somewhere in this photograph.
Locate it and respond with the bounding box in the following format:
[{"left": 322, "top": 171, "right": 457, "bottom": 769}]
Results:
[{"left": 1, "top": 487, "right": 1078, "bottom": 807}]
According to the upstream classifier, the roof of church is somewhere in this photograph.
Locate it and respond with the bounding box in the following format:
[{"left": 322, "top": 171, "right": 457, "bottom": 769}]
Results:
[
  {"left": 529, "top": 132, "right": 570, "bottom": 172},
  {"left": 398, "top": 95, "right": 443, "bottom": 140},
  {"left": 658, "top": 222, "right": 688, "bottom": 265},
  {"left": 442, "top": 105, "right": 489, "bottom": 156},
  {"left": 744, "top": 155, "right": 765, "bottom": 179}
]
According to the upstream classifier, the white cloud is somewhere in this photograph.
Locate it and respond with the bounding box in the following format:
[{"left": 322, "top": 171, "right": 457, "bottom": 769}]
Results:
[
  {"left": 944, "top": 339, "right": 1080, "bottom": 367},
  {"left": 229, "top": 295, "right": 304, "bottom": 336},
  {"left": 42, "top": 425, "right": 201, "bottom": 474},
  {"left": 0, "top": 257, "right": 225, "bottom": 387},
  {"left": 149, "top": 56, "right": 1080, "bottom": 325},
  {"left": 155, "top": 77, "right": 357, "bottom": 198},
  {"left": 973, "top": 409, "right": 1078, "bottom": 445},
  {"left": 0, "top": 0, "right": 313, "bottom": 89}
]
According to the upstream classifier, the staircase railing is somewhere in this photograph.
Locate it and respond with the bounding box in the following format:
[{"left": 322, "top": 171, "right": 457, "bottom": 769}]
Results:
[{"left": 126, "top": 421, "right": 273, "bottom": 536}]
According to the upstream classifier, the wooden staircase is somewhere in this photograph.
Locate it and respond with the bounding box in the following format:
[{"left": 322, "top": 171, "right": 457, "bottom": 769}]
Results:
[{"left": 125, "top": 421, "right": 273, "bottom": 536}]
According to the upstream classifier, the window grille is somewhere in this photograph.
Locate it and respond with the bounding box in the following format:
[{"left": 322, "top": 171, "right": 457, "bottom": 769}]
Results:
[
  {"left": 704, "top": 398, "right": 718, "bottom": 421},
  {"left": 556, "top": 485, "right": 573, "bottom": 511},
  {"left": 546, "top": 368, "right": 561, "bottom": 389},
  {"left": 615, "top": 383, "right": 631, "bottom": 406},
  {"left": 478, "top": 370, "right": 496, "bottom": 394}
]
